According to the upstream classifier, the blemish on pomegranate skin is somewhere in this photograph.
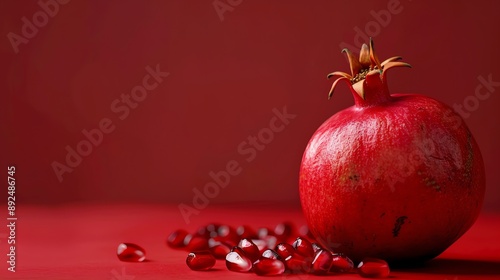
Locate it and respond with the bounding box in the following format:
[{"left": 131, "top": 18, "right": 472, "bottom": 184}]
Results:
[{"left": 392, "top": 216, "right": 408, "bottom": 237}]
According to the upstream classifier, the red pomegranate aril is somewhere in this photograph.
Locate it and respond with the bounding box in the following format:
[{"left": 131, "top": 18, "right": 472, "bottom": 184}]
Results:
[
  {"left": 217, "top": 225, "right": 239, "bottom": 246},
  {"left": 226, "top": 247, "right": 253, "bottom": 272},
  {"left": 194, "top": 225, "right": 212, "bottom": 238},
  {"left": 208, "top": 239, "right": 231, "bottom": 260},
  {"left": 184, "top": 235, "right": 209, "bottom": 251},
  {"left": 261, "top": 235, "right": 278, "bottom": 251},
  {"left": 251, "top": 239, "right": 268, "bottom": 252},
  {"left": 253, "top": 257, "right": 286, "bottom": 276},
  {"left": 311, "top": 249, "right": 333, "bottom": 275},
  {"left": 284, "top": 254, "right": 312, "bottom": 274},
  {"left": 117, "top": 243, "right": 146, "bottom": 262},
  {"left": 167, "top": 229, "right": 189, "bottom": 249},
  {"left": 238, "top": 239, "right": 260, "bottom": 262},
  {"left": 186, "top": 251, "right": 216, "bottom": 271},
  {"left": 261, "top": 249, "right": 280, "bottom": 260},
  {"left": 292, "top": 237, "right": 314, "bottom": 259},
  {"left": 275, "top": 243, "right": 295, "bottom": 260},
  {"left": 299, "top": 225, "right": 316, "bottom": 241},
  {"left": 257, "top": 227, "right": 272, "bottom": 239},
  {"left": 236, "top": 225, "right": 258, "bottom": 239},
  {"left": 274, "top": 222, "right": 294, "bottom": 239},
  {"left": 357, "top": 258, "right": 390, "bottom": 278},
  {"left": 311, "top": 242, "right": 323, "bottom": 253},
  {"left": 330, "top": 253, "right": 354, "bottom": 273}
]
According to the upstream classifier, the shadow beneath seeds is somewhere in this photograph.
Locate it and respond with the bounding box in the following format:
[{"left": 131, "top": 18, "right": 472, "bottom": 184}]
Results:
[{"left": 393, "top": 258, "right": 500, "bottom": 276}]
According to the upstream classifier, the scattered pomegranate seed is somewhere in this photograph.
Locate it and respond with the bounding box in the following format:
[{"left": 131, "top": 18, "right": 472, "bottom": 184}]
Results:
[
  {"left": 357, "top": 258, "right": 390, "bottom": 278},
  {"left": 257, "top": 227, "right": 272, "bottom": 239},
  {"left": 274, "top": 222, "right": 294, "bottom": 239},
  {"left": 330, "top": 253, "right": 354, "bottom": 273},
  {"left": 236, "top": 225, "right": 258, "bottom": 239},
  {"left": 251, "top": 238, "right": 268, "bottom": 252},
  {"left": 194, "top": 224, "right": 215, "bottom": 238},
  {"left": 208, "top": 238, "right": 231, "bottom": 259},
  {"left": 166, "top": 222, "right": 387, "bottom": 277},
  {"left": 186, "top": 251, "right": 216, "bottom": 271},
  {"left": 261, "top": 235, "right": 278, "bottom": 251},
  {"left": 261, "top": 249, "right": 280, "bottom": 260},
  {"left": 284, "top": 253, "right": 312, "bottom": 274},
  {"left": 117, "top": 243, "right": 146, "bottom": 262},
  {"left": 292, "top": 237, "right": 314, "bottom": 259},
  {"left": 311, "top": 249, "right": 333, "bottom": 275},
  {"left": 166, "top": 229, "right": 189, "bottom": 249},
  {"left": 184, "top": 235, "right": 209, "bottom": 251},
  {"left": 275, "top": 243, "right": 295, "bottom": 260},
  {"left": 217, "top": 225, "right": 239, "bottom": 244},
  {"left": 311, "top": 242, "right": 323, "bottom": 253},
  {"left": 298, "top": 224, "right": 316, "bottom": 240},
  {"left": 253, "top": 257, "right": 286, "bottom": 276},
  {"left": 238, "top": 239, "right": 260, "bottom": 262},
  {"left": 226, "top": 247, "right": 253, "bottom": 272}
]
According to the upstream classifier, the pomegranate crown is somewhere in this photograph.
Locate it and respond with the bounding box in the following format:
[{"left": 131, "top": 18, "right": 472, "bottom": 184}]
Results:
[{"left": 327, "top": 38, "right": 411, "bottom": 100}]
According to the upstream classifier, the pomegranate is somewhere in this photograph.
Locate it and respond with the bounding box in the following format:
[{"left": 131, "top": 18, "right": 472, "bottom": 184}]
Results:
[{"left": 299, "top": 39, "right": 485, "bottom": 264}]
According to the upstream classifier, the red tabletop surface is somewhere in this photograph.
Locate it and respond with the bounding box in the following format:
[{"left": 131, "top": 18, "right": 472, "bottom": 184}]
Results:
[{"left": 1, "top": 203, "right": 499, "bottom": 280}]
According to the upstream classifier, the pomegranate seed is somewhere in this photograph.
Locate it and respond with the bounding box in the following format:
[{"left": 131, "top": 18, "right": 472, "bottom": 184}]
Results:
[
  {"left": 274, "top": 222, "right": 294, "bottom": 239},
  {"left": 261, "top": 235, "right": 278, "bottom": 251},
  {"left": 184, "top": 235, "right": 209, "bottom": 251},
  {"left": 226, "top": 247, "right": 253, "bottom": 272},
  {"left": 251, "top": 239, "right": 268, "bottom": 252},
  {"left": 236, "top": 225, "right": 258, "bottom": 239},
  {"left": 261, "top": 249, "right": 280, "bottom": 260},
  {"left": 299, "top": 225, "right": 316, "bottom": 240},
  {"left": 208, "top": 238, "right": 231, "bottom": 260},
  {"left": 217, "top": 225, "right": 239, "bottom": 245},
  {"left": 311, "top": 249, "right": 333, "bottom": 275},
  {"left": 330, "top": 253, "right": 354, "bottom": 273},
  {"left": 292, "top": 237, "right": 314, "bottom": 259},
  {"left": 275, "top": 242, "right": 312, "bottom": 273},
  {"left": 357, "top": 258, "right": 390, "bottom": 278},
  {"left": 275, "top": 243, "right": 295, "bottom": 260},
  {"left": 311, "top": 242, "right": 323, "bottom": 253},
  {"left": 117, "top": 243, "right": 146, "bottom": 262},
  {"left": 284, "top": 254, "right": 312, "bottom": 274},
  {"left": 166, "top": 229, "right": 189, "bottom": 249},
  {"left": 253, "top": 257, "right": 285, "bottom": 276},
  {"left": 193, "top": 224, "right": 218, "bottom": 239},
  {"left": 238, "top": 239, "right": 260, "bottom": 262},
  {"left": 186, "top": 251, "right": 216, "bottom": 271},
  {"left": 257, "top": 227, "right": 272, "bottom": 239}
]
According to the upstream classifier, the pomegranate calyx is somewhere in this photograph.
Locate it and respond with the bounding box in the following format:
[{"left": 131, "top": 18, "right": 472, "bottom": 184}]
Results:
[{"left": 327, "top": 38, "right": 411, "bottom": 105}]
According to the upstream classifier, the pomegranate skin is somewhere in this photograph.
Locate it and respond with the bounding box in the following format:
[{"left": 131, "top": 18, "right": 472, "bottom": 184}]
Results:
[{"left": 299, "top": 93, "right": 485, "bottom": 264}]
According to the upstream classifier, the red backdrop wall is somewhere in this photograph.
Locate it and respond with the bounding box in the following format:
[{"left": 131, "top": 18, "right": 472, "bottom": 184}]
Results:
[{"left": 1, "top": 0, "right": 499, "bottom": 211}]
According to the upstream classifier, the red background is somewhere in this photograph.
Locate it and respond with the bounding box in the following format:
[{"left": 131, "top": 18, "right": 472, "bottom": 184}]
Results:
[{"left": 1, "top": 1, "right": 500, "bottom": 279}]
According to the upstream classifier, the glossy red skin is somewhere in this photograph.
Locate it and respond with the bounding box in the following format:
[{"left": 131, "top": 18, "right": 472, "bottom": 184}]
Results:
[{"left": 299, "top": 93, "right": 485, "bottom": 264}]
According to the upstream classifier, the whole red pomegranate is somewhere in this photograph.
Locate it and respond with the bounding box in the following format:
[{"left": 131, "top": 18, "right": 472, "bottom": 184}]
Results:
[{"left": 299, "top": 39, "right": 485, "bottom": 264}]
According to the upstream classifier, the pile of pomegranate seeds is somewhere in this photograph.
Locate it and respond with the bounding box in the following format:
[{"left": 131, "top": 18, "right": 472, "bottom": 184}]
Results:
[{"left": 164, "top": 222, "right": 390, "bottom": 278}]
